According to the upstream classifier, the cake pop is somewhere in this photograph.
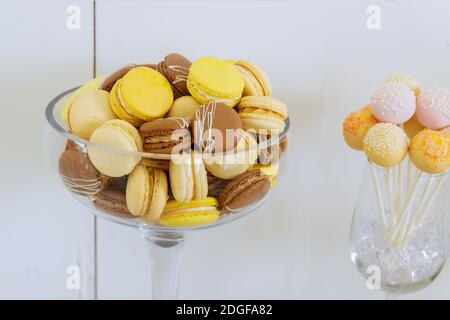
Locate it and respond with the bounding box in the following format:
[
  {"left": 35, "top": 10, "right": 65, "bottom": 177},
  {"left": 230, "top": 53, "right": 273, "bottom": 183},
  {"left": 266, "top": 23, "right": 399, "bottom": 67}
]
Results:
[
  {"left": 416, "top": 88, "right": 450, "bottom": 130},
  {"left": 342, "top": 105, "right": 378, "bottom": 150},
  {"left": 371, "top": 83, "right": 416, "bottom": 125},
  {"left": 383, "top": 72, "right": 420, "bottom": 96},
  {"left": 363, "top": 123, "right": 409, "bottom": 167},
  {"left": 404, "top": 114, "right": 425, "bottom": 139},
  {"left": 409, "top": 129, "right": 450, "bottom": 174}
]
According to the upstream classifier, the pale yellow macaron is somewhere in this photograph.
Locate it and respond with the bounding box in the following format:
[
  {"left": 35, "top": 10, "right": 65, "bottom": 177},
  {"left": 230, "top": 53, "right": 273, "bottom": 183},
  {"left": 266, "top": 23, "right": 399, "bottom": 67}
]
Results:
[
  {"left": 409, "top": 129, "right": 450, "bottom": 174},
  {"left": 169, "top": 151, "right": 208, "bottom": 202},
  {"left": 233, "top": 60, "right": 272, "bottom": 96},
  {"left": 119, "top": 66, "right": 173, "bottom": 120},
  {"left": 167, "top": 96, "right": 201, "bottom": 120},
  {"left": 237, "top": 96, "right": 288, "bottom": 133},
  {"left": 126, "top": 165, "right": 168, "bottom": 220},
  {"left": 68, "top": 89, "right": 117, "bottom": 140},
  {"left": 203, "top": 132, "right": 258, "bottom": 180},
  {"left": 61, "top": 76, "right": 106, "bottom": 124},
  {"left": 363, "top": 123, "right": 409, "bottom": 167},
  {"left": 87, "top": 119, "right": 143, "bottom": 177},
  {"left": 159, "top": 197, "right": 220, "bottom": 228},
  {"left": 342, "top": 105, "right": 378, "bottom": 150}
]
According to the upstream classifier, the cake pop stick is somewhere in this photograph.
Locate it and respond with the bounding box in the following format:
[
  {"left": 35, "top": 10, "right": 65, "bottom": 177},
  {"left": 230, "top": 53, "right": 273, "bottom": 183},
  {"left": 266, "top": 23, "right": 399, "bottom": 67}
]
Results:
[
  {"left": 403, "top": 175, "right": 446, "bottom": 245},
  {"left": 384, "top": 168, "right": 395, "bottom": 222},
  {"left": 389, "top": 171, "right": 424, "bottom": 244},
  {"left": 370, "top": 164, "right": 387, "bottom": 229},
  {"left": 406, "top": 157, "right": 413, "bottom": 198},
  {"left": 398, "top": 176, "right": 433, "bottom": 246}
]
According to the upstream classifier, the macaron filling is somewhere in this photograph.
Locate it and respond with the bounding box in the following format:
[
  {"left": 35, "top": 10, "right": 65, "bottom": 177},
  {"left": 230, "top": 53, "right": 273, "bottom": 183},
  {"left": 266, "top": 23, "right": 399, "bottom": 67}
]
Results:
[{"left": 188, "top": 78, "right": 241, "bottom": 105}]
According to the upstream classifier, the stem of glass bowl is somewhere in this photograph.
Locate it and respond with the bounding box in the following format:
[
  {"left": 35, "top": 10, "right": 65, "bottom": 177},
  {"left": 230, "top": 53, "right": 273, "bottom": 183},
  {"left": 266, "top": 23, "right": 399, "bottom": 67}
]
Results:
[{"left": 141, "top": 230, "right": 187, "bottom": 299}]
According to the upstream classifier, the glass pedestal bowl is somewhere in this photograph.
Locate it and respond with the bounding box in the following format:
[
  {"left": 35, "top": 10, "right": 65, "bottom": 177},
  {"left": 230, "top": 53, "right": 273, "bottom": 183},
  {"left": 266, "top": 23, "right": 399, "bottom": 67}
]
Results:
[
  {"left": 44, "top": 87, "right": 289, "bottom": 299},
  {"left": 350, "top": 160, "right": 448, "bottom": 299}
]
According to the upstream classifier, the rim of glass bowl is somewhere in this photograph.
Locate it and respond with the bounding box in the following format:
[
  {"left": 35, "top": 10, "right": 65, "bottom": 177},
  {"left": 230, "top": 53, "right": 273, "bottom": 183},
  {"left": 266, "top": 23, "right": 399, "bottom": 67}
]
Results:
[
  {"left": 46, "top": 87, "right": 289, "bottom": 231},
  {"left": 46, "top": 87, "right": 290, "bottom": 160}
]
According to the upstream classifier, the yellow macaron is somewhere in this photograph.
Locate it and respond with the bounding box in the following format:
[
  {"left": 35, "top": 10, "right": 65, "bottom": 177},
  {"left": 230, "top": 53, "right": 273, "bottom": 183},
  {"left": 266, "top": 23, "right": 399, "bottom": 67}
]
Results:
[
  {"left": 87, "top": 119, "right": 143, "bottom": 177},
  {"left": 61, "top": 76, "right": 106, "bottom": 124},
  {"left": 237, "top": 96, "right": 288, "bottom": 133},
  {"left": 126, "top": 165, "right": 168, "bottom": 220},
  {"left": 187, "top": 56, "right": 244, "bottom": 107},
  {"left": 109, "top": 80, "right": 144, "bottom": 127},
  {"left": 119, "top": 66, "right": 173, "bottom": 120},
  {"left": 159, "top": 197, "right": 220, "bottom": 227}
]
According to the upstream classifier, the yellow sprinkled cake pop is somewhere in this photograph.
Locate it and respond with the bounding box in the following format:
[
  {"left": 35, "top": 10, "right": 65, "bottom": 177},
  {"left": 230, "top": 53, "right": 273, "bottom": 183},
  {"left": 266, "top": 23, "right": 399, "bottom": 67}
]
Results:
[
  {"left": 343, "top": 105, "right": 379, "bottom": 150},
  {"left": 409, "top": 129, "right": 450, "bottom": 174},
  {"left": 404, "top": 114, "right": 425, "bottom": 139},
  {"left": 363, "top": 123, "right": 409, "bottom": 167}
]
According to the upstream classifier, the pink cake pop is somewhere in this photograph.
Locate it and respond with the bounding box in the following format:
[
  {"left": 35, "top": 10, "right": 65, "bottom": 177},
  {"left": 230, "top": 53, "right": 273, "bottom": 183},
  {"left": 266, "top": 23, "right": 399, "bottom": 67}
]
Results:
[
  {"left": 371, "top": 83, "right": 415, "bottom": 124},
  {"left": 416, "top": 88, "right": 450, "bottom": 130}
]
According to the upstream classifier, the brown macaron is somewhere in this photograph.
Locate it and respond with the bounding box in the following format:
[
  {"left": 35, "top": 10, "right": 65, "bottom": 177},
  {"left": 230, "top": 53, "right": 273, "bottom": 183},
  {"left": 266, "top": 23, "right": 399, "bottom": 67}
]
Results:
[
  {"left": 139, "top": 117, "right": 191, "bottom": 154},
  {"left": 59, "top": 147, "right": 110, "bottom": 195},
  {"left": 192, "top": 101, "right": 243, "bottom": 153},
  {"left": 207, "top": 173, "right": 228, "bottom": 198},
  {"left": 101, "top": 64, "right": 157, "bottom": 92},
  {"left": 157, "top": 53, "right": 191, "bottom": 98},
  {"left": 218, "top": 170, "right": 271, "bottom": 212},
  {"left": 91, "top": 180, "right": 130, "bottom": 214}
]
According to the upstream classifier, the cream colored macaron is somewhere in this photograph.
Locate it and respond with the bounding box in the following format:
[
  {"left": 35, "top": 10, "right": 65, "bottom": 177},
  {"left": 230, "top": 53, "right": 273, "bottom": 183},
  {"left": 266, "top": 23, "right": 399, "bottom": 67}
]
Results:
[
  {"left": 61, "top": 76, "right": 106, "bottom": 125},
  {"left": 203, "top": 132, "right": 258, "bottom": 180},
  {"left": 126, "top": 165, "right": 168, "bottom": 220},
  {"left": 169, "top": 151, "right": 208, "bottom": 202},
  {"left": 238, "top": 96, "right": 288, "bottom": 133},
  {"left": 68, "top": 89, "right": 117, "bottom": 140},
  {"left": 363, "top": 123, "right": 409, "bottom": 167},
  {"left": 233, "top": 60, "right": 272, "bottom": 97},
  {"left": 167, "top": 96, "right": 201, "bottom": 120},
  {"left": 87, "top": 119, "right": 143, "bottom": 177}
]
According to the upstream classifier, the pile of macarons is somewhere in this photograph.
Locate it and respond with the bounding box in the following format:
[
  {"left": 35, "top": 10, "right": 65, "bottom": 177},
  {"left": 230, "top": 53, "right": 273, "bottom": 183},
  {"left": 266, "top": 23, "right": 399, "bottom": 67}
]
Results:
[
  {"left": 58, "top": 53, "right": 288, "bottom": 228},
  {"left": 343, "top": 73, "right": 450, "bottom": 174}
]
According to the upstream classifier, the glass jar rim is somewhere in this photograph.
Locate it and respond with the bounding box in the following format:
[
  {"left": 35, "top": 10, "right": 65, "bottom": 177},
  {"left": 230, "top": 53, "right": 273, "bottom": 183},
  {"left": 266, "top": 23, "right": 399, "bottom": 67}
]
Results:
[{"left": 46, "top": 86, "right": 290, "bottom": 159}]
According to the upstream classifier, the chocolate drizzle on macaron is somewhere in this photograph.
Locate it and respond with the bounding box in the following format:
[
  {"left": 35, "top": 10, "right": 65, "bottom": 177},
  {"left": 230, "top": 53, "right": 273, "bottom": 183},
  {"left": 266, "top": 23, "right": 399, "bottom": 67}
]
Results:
[
  {"left": 192, "top": 101, "right": 243, "bottom": 153},
  {"left": 59, "top": 147, "right": 110, "bottom": 195},
  {"left": 157, "top": 53, "right": 192, "bottom": 98}
]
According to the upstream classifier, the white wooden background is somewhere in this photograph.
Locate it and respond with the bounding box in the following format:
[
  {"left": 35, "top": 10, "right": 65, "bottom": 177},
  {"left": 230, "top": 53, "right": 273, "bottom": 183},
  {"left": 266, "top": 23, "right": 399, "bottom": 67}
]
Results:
[{"left": 1, "top": 0, "right": 449, "bottom": 299}]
